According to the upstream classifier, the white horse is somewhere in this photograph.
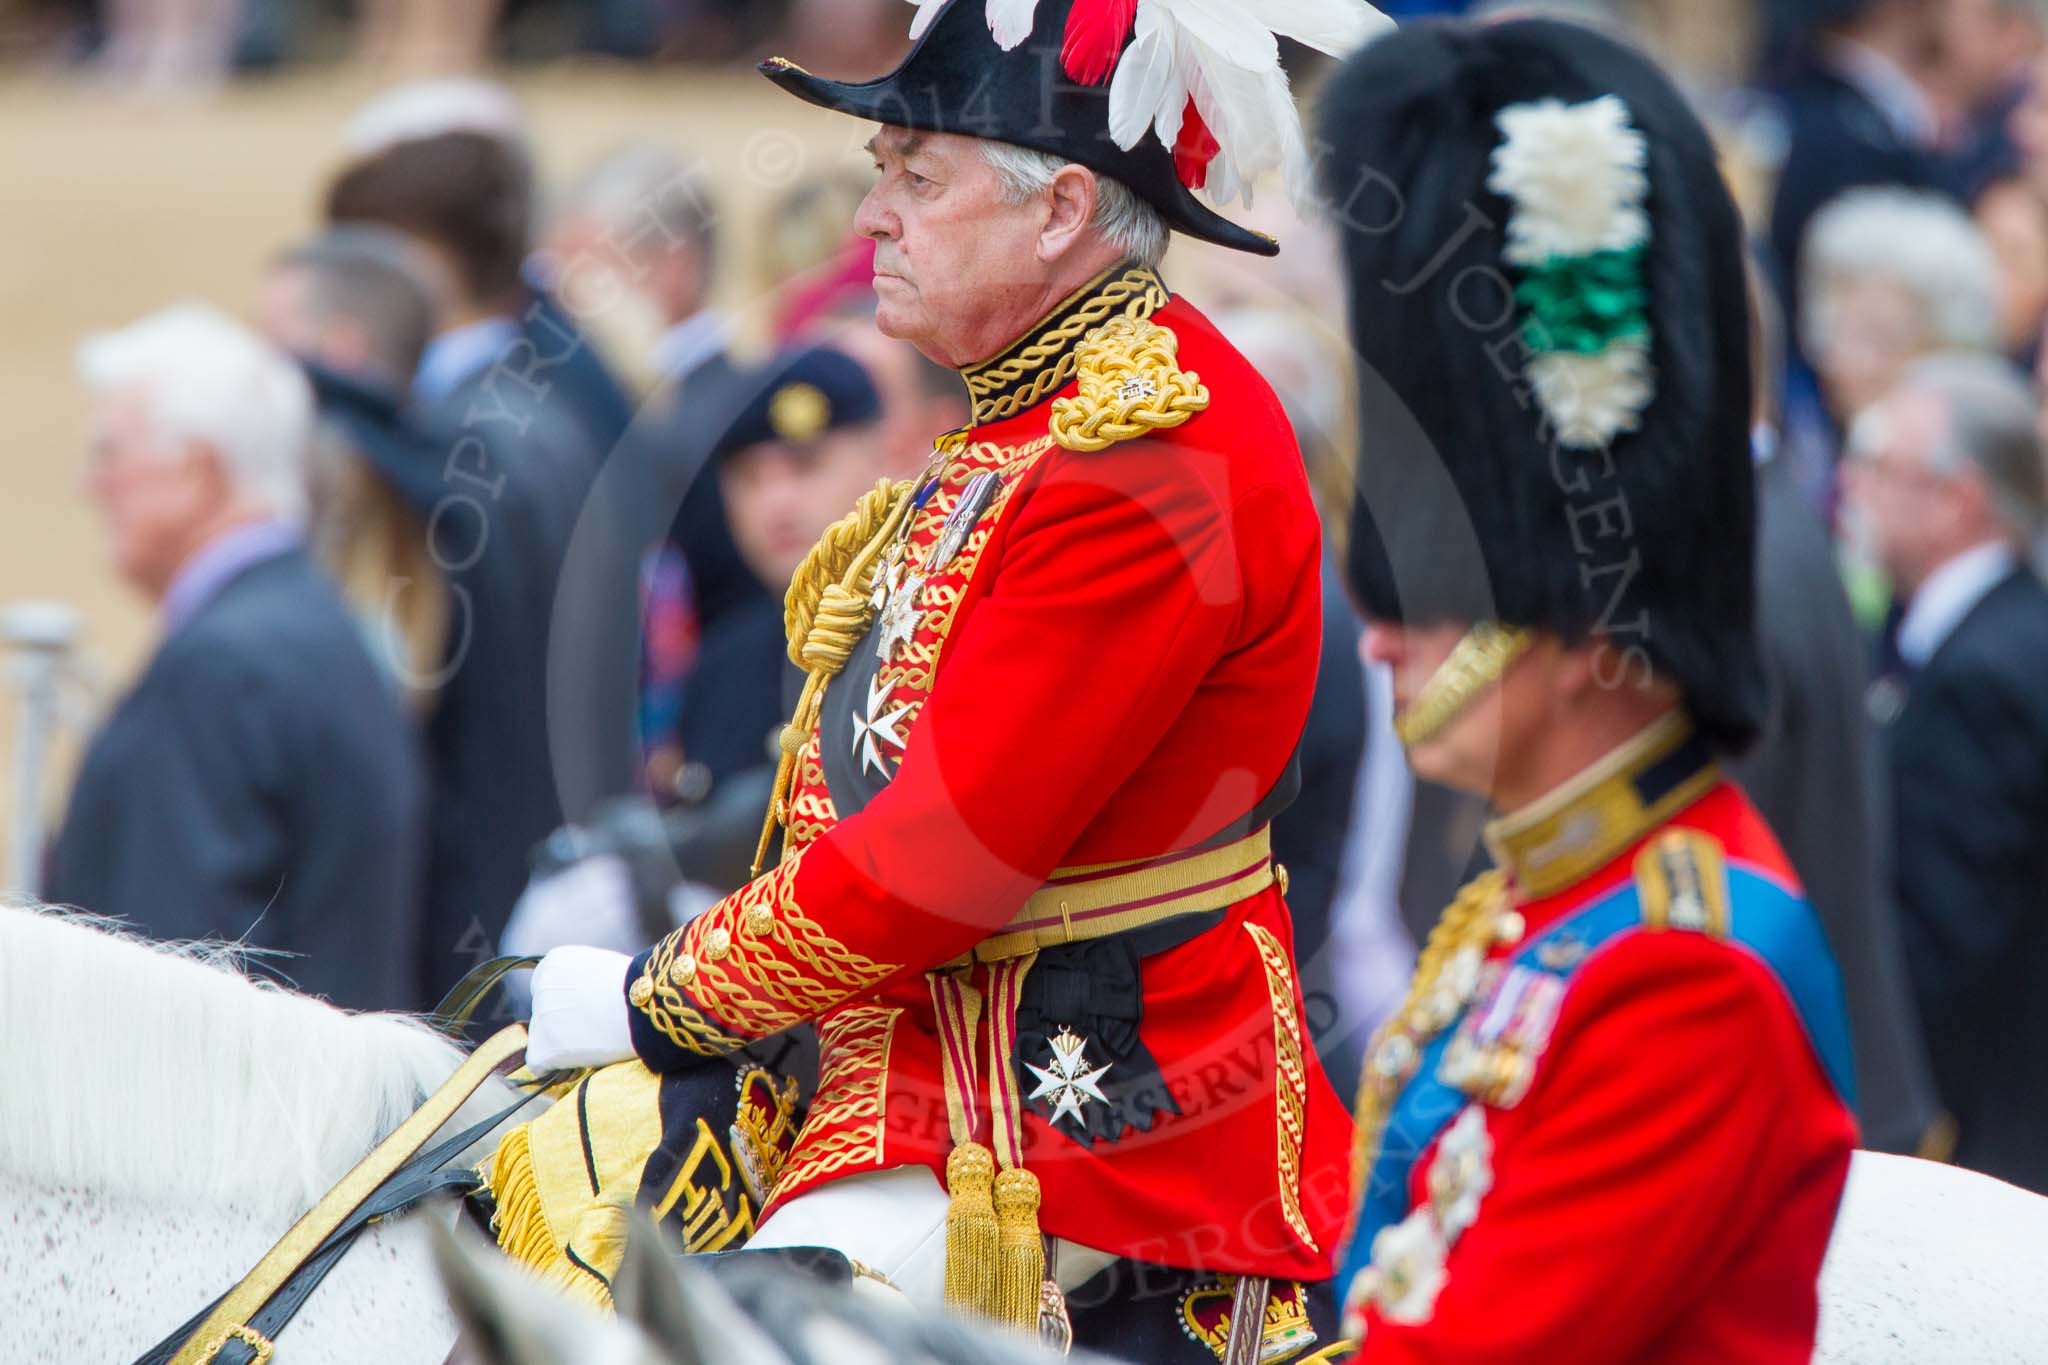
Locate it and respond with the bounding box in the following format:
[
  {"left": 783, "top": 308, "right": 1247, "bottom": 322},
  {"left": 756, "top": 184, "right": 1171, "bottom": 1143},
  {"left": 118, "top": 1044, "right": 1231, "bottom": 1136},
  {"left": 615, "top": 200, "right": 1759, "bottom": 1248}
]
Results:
[
  {"left": 1819, "top": 1149, "right": 2048, "bottom": 1363},
  {"left": 4, "top": 903, "right": 2046, "bottom": 1363},
  {"left": 0, "top": 903, "right": 518, "bottom": 1363}
]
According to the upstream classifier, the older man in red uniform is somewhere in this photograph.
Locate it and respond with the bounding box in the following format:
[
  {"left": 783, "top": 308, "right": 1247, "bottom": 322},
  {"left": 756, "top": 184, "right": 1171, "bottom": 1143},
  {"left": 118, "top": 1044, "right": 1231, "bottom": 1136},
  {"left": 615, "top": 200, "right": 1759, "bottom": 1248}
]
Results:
[
  {"left": 1316, "top": 18, "right": 1858, "bottom": 1363},
  {"left": 525, "top": 1, "right": 1383, "bottom": 1358}
]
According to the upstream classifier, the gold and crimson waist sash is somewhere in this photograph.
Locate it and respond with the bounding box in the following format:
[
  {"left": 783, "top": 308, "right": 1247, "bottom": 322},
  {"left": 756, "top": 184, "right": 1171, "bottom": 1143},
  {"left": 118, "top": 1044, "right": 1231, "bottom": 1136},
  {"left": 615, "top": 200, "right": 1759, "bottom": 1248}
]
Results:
[{"left": 929, "top": 825, "right": 1277, "bottom": 1329}]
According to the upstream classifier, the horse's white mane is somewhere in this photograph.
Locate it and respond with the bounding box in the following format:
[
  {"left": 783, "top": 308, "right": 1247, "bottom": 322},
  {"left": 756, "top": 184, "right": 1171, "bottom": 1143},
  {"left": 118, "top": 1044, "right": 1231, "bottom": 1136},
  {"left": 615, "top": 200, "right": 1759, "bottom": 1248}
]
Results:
[{"left": 0, "top": 903, "right": 470, "bottom": 1221}]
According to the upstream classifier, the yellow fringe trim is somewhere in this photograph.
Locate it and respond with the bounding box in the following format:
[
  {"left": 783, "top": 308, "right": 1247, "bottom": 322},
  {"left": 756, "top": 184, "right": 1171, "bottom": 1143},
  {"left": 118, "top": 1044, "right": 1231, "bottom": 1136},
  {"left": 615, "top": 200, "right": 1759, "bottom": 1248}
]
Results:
[
  {"left": 479, "top": 1125, "right": 625, "bottom": 1313},
  {"left": 480, "top": 1124, "right": 555, "bottom": 1269}
]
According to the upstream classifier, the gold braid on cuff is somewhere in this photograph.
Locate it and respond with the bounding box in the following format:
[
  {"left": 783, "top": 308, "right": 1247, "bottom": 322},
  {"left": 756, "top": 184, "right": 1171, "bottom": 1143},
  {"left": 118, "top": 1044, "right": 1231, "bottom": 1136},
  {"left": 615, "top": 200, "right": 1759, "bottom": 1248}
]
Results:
[{"left": 1392, "top": 624, "right": 1533, "bottom": 748}]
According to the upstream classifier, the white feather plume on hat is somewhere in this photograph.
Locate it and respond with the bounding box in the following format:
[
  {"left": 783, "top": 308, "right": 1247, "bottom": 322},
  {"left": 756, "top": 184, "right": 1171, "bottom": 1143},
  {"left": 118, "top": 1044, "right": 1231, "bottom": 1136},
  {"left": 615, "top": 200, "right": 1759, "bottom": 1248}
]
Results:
[{"left": 905, "top": 0, "right": 1391, "bottom": 210}]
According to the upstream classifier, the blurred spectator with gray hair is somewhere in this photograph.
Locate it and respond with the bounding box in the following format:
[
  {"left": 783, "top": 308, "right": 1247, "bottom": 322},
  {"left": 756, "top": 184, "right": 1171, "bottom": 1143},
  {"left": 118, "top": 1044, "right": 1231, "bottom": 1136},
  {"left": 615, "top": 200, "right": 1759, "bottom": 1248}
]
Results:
[
  {"left": 540, "top": 140, "right": 724, "bottom": 396},
  {"left": 539, "top": 142, "right": 761, "bottom": 798},
  {"left": 1738, "top": 260, "right": 1943, "bottom": 1154},
  {"left": 1844, "top": 352, "right": 2048, "bottom": 1191},
  {"left": 1802, "top": 187, "right": 2002, "bottom": 427},
  {"left": 46, "top": 303, "right": 427, "bottom": 1012}
]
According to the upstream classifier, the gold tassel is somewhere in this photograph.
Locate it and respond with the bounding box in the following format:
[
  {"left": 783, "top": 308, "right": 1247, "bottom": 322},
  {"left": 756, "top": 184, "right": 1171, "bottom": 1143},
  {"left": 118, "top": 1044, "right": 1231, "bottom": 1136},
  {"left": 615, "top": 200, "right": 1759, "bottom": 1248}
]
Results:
[
  {"left": 944, "top": 1141, "right": 1000, "bottom": 1316},
  {"left": 479, "top": 1124, "right": 557, "bottom": 1269},
  {"left": 994, "top": 1166, "right": 1044, "bottom": 1333}
]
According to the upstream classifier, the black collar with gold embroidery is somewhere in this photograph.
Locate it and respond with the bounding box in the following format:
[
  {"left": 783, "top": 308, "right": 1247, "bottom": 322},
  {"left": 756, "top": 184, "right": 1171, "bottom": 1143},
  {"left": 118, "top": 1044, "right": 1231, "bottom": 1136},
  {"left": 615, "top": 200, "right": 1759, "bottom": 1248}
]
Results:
[
  {"left": 960, "top": 262, "right": 1170, "bottom": 427},
  {"left": 1483, "top": 713, "right": 1720, "bottom": 900}
]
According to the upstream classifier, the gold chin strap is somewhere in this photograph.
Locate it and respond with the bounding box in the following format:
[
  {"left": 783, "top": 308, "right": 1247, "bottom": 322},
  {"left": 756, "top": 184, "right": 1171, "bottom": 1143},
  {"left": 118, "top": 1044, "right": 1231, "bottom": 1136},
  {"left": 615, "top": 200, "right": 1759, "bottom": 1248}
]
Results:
[{"left": 1392, "top": 623, "right": 1533, "bottom": 749}]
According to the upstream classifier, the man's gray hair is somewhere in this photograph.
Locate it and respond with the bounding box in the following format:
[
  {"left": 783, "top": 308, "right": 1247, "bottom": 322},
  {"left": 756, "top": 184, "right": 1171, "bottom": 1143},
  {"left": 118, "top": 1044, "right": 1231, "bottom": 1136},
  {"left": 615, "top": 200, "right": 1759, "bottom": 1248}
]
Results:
[
  {"left": 1800, "top": 187, "right": 2001, "bottom": 360},
  {"left": 78, "top": 303, "right": 314, "bottom": 523},
  {"left": 555, "top": 140, "right": 718, "bottom": 268},
  {"left": 1900, "top": 352, "right": 2048, "bottom": 542},
  {"left": 979, "top": 141, "right": 1168, "bottom": 268},
  {"left": 279, "top": 224, "right": 440, "bottom": 387}
]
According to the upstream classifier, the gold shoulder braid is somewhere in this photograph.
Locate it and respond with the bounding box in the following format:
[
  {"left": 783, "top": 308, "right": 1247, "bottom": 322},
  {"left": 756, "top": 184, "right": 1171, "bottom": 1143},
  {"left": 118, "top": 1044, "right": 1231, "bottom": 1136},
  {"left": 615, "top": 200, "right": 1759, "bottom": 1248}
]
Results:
[
  {"left": 1048, "top": 316, "right": 1210, "bottom": 453},
  {"left": 1349, "top": 872, "right": 1524, "bottom": 1220}
]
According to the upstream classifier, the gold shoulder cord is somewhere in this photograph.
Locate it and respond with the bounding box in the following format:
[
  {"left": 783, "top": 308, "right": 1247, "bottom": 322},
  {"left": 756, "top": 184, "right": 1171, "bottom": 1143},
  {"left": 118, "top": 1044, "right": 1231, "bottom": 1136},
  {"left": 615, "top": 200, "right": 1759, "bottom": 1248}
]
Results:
[
  {"left": 748, "top": 475, "right": 918, "bottom": 875},
  {"left": 751, "top": 430, "right": 972, "bottom": 876}
]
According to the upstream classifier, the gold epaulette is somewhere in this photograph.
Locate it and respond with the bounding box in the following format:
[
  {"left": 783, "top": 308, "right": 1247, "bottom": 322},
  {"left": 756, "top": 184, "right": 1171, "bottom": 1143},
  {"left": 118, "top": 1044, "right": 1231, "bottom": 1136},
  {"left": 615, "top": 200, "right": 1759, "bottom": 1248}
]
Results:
[
  {"left": 1049, "top": 315, "right": 1209, "bottom": 452},
  {"left": 1635, "top": 828, "right": 1731, "bottom": 937}
]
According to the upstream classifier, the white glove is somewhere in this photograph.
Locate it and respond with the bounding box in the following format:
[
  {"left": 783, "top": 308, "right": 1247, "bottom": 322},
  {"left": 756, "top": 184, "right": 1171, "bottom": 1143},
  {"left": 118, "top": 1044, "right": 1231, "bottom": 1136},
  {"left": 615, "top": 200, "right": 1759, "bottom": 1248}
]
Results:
[
  {"left": 502, "top": 853, "right": 644, "bottom": 959},
  {"left": 525, "top": 944, "right": 637, "bottom": 1072}
]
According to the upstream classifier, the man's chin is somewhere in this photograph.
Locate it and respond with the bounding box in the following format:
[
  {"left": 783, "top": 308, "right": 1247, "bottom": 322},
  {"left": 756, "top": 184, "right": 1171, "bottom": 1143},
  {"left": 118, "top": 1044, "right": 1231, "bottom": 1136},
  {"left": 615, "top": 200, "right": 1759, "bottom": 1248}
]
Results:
[{"left": 871, "top": 296, "right": 923, "bottom": 345}]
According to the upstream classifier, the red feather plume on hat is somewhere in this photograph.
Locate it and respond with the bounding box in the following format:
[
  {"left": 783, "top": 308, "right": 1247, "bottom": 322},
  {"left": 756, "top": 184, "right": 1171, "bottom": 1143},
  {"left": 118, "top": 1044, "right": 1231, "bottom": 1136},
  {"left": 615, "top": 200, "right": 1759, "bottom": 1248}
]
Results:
[
  {"left": 1062, "top": 0, "right": 1139, "bottom": 85},
  {"left": 907, "top": 0, "right": 1392, "bottom": 204}
]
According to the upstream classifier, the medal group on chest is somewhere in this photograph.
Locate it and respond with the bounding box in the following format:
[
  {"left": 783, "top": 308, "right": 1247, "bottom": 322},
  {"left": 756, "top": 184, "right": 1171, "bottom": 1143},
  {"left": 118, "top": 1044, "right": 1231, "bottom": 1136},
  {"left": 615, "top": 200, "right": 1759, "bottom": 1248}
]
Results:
[
  {"left": 851, "top": 449, "right": 1007, "bottom": 783},
  {"left": 1345, "top": 872, "right": 1533, "bottom": 1334}
]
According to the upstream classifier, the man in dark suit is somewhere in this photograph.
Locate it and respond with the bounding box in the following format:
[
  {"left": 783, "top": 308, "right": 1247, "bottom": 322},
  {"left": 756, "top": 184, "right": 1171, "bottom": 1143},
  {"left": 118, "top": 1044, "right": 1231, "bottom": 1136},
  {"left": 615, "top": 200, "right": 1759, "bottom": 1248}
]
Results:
[
  {"left": 1738, "top": 448, "right": 1946, "bottom": 1153},
  {"left": 1767, "top": 0, "right": 1943, "bottom": 330},
  {"left": 541, "top": 144, "right": 756, "bottom": 795},
  {"left": 259, "top": 225, "right": 577, "bottom": 1006},
  {"left": 325, "top": 121, "right": 650, "bottom": 835},
  {"left": 1846, "top": 352, "right": 2048, "bottom": 1191},
  {"left": 50, "top": 305, "right": 427, "bottom": 1012},
  {"left": 1733, "top": 265, "right": 1942, "bottom": 1154}
]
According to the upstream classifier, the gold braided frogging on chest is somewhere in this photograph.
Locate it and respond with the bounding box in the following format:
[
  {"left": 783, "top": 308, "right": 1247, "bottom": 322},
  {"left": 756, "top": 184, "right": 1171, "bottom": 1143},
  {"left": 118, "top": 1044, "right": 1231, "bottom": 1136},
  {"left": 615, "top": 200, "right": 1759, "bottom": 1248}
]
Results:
[{"left": 781, "top": 434, "right": 1057, "bottom": 855}]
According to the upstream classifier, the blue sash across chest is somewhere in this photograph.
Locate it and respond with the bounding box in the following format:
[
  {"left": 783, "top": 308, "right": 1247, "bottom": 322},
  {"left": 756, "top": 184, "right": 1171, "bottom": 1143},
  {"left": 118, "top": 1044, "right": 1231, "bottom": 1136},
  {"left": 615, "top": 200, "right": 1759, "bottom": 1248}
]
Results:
[{"left": 1338, "top": 862, "right": 1854, "bottom": 1290}]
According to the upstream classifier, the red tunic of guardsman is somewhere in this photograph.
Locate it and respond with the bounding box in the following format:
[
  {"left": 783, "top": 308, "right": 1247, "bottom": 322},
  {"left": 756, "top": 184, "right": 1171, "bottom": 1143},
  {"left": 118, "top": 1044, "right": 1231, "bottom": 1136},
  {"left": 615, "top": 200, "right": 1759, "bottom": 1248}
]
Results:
[
  {"left": 1312, "top": 18, "right": 1859, "bottom": 1363},
  {"left": 524, "top": 0, "right": 1390, "bottom": 1350}
]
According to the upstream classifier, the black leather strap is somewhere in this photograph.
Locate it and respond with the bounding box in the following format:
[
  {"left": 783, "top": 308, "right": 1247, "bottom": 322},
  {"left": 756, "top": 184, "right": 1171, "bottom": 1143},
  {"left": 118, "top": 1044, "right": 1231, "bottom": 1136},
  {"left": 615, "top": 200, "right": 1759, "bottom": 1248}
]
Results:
[
  {"left": 133, "top": 1086, "right": 542, "bottom": 1365},
  {"left": 428, "top": 955, "right": 541, "bottom": 1039}
]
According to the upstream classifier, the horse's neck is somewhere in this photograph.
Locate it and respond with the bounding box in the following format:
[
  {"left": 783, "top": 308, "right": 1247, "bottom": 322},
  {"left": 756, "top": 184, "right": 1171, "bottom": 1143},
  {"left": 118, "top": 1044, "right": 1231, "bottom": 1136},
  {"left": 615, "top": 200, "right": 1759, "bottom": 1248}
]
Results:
[
  {"left": 0, "top": 906, "right": 476, "bottom": 1222},
  {"left": 0, "top": 1174, "right": 459, "bottom": 1365}
]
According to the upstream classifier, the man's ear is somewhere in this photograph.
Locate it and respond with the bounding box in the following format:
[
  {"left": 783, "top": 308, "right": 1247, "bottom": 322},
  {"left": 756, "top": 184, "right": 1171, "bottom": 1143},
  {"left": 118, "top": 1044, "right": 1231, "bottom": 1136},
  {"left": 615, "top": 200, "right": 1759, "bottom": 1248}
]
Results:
[
  {"left": 185, "top": 440, "right": 238, "bottom": 505},
  {"left": 1039, "top": 164, "right": 1100, "bottom": 262}
]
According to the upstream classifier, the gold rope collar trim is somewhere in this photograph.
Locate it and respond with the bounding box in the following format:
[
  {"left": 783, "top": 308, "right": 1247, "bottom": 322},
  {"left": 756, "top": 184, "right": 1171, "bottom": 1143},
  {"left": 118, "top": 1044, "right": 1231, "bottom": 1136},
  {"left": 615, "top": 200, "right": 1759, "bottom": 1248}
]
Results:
[
  {"left": 1483, "top": 711, "right": 1719, "bottom": 900},
  {"left": 961, "top": 262, "right": 1170, "bottom": 426}
]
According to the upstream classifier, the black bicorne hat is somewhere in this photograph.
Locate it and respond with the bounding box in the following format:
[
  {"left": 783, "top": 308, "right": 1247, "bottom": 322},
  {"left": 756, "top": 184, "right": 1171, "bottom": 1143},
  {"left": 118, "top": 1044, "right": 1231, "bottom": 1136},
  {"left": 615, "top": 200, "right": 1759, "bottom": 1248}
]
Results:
[
  {"left": 1317, "top": 18, "right": 1766, "bottom": 752},
  {"left": 763, "top": 0, "right": 1390, "bottom": 258}
]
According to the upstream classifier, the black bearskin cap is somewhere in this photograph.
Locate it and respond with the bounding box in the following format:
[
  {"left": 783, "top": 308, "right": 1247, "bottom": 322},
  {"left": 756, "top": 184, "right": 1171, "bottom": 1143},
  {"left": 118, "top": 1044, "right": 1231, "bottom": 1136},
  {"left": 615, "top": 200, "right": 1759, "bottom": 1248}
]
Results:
[{"left": 1316, "top": 18, "right": 1765, "bottom": 752}]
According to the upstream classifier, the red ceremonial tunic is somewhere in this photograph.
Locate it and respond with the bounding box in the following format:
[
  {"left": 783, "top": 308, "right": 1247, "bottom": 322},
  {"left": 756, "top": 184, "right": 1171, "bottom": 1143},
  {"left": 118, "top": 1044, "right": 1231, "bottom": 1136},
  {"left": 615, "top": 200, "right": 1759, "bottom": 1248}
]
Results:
[
  {"left": 625, "top": 263, "right": 1353, "bottom": 1280},
  {"left": 1343, "top": 717, "right": 1859, "bottom": 1361}
]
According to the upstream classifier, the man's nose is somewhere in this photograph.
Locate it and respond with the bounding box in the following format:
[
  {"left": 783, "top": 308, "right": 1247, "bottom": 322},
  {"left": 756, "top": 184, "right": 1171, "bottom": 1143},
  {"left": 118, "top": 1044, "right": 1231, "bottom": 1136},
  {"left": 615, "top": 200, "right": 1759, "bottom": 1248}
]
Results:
[
  {"left": 853, "top": 184, "right": 894, "bottom": 243},
  {"left": 1361, "top": 623, "right": 1404, "bottom": 667}
]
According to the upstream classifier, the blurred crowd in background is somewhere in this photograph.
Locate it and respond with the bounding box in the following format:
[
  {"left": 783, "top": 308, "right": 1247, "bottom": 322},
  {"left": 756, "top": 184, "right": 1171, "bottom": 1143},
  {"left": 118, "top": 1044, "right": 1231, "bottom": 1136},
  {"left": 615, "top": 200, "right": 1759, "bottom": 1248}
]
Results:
[
  {"left": 13, "top": 0, "right": 2048, "bottom": 1207},
  {"left": 2, "top": 0, "right": 917, "bottom": 89}
]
